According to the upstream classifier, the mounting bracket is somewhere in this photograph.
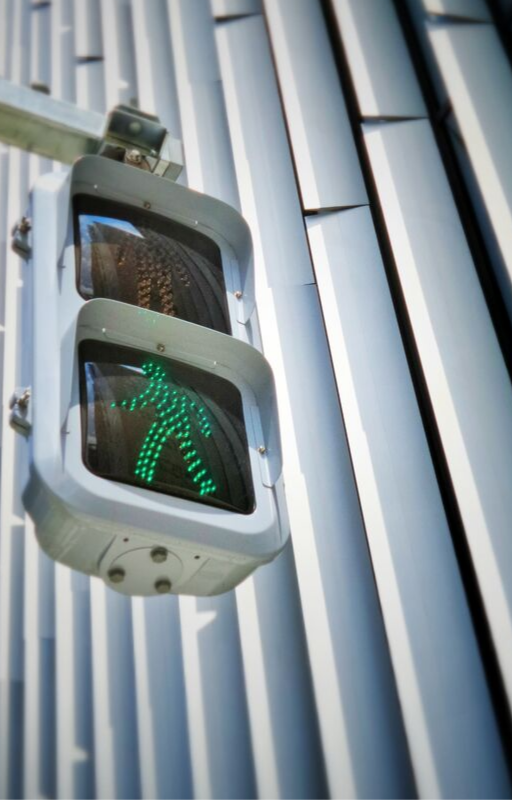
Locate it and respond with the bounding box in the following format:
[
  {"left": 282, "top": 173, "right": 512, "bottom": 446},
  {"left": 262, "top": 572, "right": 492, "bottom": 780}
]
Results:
[{"left": 0, "top": 78, "right": 183, "bottom": 180}]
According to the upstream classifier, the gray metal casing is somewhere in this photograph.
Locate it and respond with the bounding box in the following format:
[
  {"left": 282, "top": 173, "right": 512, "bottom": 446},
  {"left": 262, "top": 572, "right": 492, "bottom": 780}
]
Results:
[{"left": 23, "top": 156, "right": 288, "bottom": 596}]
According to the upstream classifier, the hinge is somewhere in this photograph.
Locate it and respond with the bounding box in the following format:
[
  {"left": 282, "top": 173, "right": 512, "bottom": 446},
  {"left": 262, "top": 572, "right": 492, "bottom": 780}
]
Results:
[
  {"left": 9, "top": 387, "right": 32, "bottom": 433},
  {"left": 11, "top": 216, "right": 32, "bottom": 257}
]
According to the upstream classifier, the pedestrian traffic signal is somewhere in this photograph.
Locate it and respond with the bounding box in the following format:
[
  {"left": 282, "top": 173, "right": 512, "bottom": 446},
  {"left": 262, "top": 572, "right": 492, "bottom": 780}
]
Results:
[{"left": 20, "top": 156, "right": 288, "bottom": 596}]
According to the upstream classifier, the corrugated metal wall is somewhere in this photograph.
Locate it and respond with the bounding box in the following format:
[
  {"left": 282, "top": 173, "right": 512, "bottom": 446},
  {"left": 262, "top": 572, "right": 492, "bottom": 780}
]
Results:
[{"left": 1, "top": 0, "right": 512, "bottom": 797}]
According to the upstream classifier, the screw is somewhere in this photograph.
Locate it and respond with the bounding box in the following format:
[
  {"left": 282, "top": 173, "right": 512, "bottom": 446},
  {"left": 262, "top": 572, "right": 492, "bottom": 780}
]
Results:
[
  {"left": 151, "top": 547, "right": 167, "bottom": 564},
  {"left": 108, "top": 567, "right": 125, "bottom": 584},
  {"left": 156, "top": 343, "right": 165, "bottom": 353},
  {"left": 126, "top": 149, "right": 143, "bottom": 165},
  {"left": 143, "top": 201, "right": 151, "bottom": 210},
  {"left": 155, "top": 578, "right": 172, "bottom": 594},
  {"left": 18, "top": 216, "right": 31, "bottom": 234},
  {"left": 128, "top": 120, "right": 142, "bottom": 135},
  {"left": 234, "top": 291, "right": 243, "bottom": 299},
  {"left": 258, "top": 445, "right": 267, "bottom": 455}
]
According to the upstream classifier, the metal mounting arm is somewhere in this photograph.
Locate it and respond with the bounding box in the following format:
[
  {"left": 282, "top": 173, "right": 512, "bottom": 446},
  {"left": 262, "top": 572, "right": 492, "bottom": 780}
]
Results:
[{"left": 0, "top": 77, "right": 183, "bottom": 179}]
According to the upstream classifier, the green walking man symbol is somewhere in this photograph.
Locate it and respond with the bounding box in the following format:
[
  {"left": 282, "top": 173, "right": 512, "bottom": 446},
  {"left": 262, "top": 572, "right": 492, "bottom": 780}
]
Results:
[{"left": 111, "top": 360, "right": 217, "bottom": 497}]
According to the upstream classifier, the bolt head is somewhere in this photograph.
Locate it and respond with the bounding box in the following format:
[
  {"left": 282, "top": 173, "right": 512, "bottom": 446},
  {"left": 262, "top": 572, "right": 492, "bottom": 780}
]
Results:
[
  {"left": 156, "top": 343, "right": 165, "bottom": 353},
  {"left": 151, "top": 547, "right": 167, "bottom": 564},
  {"left": 234, "top": 291, "right": 243, "bottom": 299},
  {"left": 126, "top": 149, "right": 143, "bottom": 165},
  {"left": 108, "top": 567, "right": 125, "bottom": 584},
  {"left": 258, "top": 445, "right": 267, "bottom": 455},
  {"left": 155, "top": 578, "right": 172, "bottom": 594},
  {"left": 143, "top": 201, "right": 151, "bottom": 210}
]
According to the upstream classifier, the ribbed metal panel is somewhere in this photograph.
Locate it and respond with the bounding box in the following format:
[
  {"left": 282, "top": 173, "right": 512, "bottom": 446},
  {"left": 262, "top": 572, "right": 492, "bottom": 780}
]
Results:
[
  {"left": 263, "top": 0, "right": 367, "bottom": 210},
  {"left": 0, "top": 1, "right": 511, "bottom": 798},
  {"left": 331, "top": 0, "right": 427, "bottom": 119},
  {"left": 364, "top": 118, "right": 512, "bottom": 713},
  {"left": 428, "top": 22, "right": 512, "bottom": 320},
  {"left": 306, "top": 206, "right": 508, "bottom": 796}
]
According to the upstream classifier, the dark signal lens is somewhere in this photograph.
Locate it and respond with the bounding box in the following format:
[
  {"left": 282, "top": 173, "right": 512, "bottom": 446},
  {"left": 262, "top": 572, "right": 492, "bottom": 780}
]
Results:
[
  {"left": 79, "top": 341, "right": 255, "bottom": 514},
  {"left": 74, "top": 196, "right": 231, "bottom": 334}
]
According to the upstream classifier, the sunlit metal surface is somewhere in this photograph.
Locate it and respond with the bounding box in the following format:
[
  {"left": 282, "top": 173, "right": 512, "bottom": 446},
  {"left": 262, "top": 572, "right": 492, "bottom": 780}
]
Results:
[
  {"left": 331, "top": 0, "right": 427, "bottom": 119},
  {"left": 429, "top": 22, "right": 512, "bottom": 321}
]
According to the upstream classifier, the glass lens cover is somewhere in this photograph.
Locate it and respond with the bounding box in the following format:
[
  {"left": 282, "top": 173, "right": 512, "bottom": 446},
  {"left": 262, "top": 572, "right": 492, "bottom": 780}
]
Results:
[
  {"left": 79, "top": 341, "right": 255, "bottom": 514},
  {"left": 75, "top": 196, "right": 231, "bottom": 334}
]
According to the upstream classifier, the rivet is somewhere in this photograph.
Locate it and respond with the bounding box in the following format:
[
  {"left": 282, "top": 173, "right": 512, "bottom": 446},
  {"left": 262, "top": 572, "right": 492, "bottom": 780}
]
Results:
[
  {"left": 108, "top": 567, "right": 125, "bottom": 584},
  {"left": 258, "top": 445, "right": 267, "bottom": 455},
  {"left": 234, "top": 290, "right": 243, "bottom": 299},
  {"left": 151, "top": 547, "right": 167, "bottom": 564},
  {"left": 155, "top": 578, "right": 172, "bottom": 594},
  {"left": 143, "top": 201, "right": 151, "bottom": 210},
  {"left": 156, "top": 343, "right": 165, "bottom": 353}
]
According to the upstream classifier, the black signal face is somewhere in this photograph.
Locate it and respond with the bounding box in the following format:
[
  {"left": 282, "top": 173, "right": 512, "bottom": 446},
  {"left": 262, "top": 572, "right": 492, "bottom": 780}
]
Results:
[
  {"left": 74, "top": 196, "right": 231, "bottom": 334},
  {"left": 79, "top": 341, "right": 255, "bottom": 514}
]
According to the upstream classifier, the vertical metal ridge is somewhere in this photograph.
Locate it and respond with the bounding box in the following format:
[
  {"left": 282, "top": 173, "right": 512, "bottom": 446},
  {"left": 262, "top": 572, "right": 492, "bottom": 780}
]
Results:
[
  {"left": 330, "top": 0, "right": 427, "bottom": 119},
  {"left": 167, "top": 7, "right": 295, "bottom": 797},
  {"left": 236, "top": 545, "right": 329, "bottom": 799},
  {"left": 394, "top": 2, "right": 512, "bottom": 770},
  {"left": 216, "top": 17, "right": 415, "bottom": 796},
  {"left": 324, "top": 0, "right": 512, "bottom": 778},
  {"left": 307, "top": 205, "right": 510, "bottom": 796},
  {"left": 262, "top": 0, "right": 367, "bottom": 211},
  {"left": 0, "top": 1, "right": 32, "bottom": 797},
  {"left": 167, "top": 0, "right": 240, "bottom": 207},
  {"left": 214, "top": 16, "right": 314, "bottom": 288},
  {"left": 427, "top": 23, "right": 512, "bottom": 323},
  {"left": 23, "top": 12, "right": 55, "bottom": 798},
  {"left": 364, "top": 117, "right": 512, "bottom": 750},
  {"left": 170, "top": 5, "right": 329, "bottom": 796},
  {"left": 131, "top": 0, "right": 181, "bottom": 135},
  {"left": 100, "top": 0, "right": 139, "bottom": 110},
  {"left": 49, "top": 4, "right": 98, "bottom": 798},
  {"left": 74, "top": 0, "right": 103, "bottom": 60},
  {"left": 132, "top": 596, "right": 193, "bottom": 799}
]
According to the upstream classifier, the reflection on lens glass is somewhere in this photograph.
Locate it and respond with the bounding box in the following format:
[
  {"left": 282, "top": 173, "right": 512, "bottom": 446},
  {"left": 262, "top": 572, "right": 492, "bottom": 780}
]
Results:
[
  {"left": 74, "top": 196, "right": 231, "bottom": 334},
  {"left": 79, "top": 341, "right": 255, "bottom": 514}
]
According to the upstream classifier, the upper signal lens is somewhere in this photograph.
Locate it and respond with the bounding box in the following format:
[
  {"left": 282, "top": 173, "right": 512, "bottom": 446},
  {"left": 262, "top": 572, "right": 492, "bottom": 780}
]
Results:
[{"left": 74, "top": 196, "right": 231, "bottom": 334}]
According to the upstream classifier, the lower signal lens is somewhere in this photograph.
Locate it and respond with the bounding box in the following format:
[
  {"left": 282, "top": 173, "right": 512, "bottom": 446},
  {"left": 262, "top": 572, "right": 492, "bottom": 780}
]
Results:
[{"left": 79, "top": 341, "right": 255, "bottom": 514}]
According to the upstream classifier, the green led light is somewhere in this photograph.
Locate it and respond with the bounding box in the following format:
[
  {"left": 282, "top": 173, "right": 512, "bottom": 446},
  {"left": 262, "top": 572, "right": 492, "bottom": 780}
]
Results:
[{"left": 113, "top": 361, "right": 218, "bottom": 497}]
